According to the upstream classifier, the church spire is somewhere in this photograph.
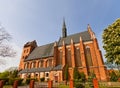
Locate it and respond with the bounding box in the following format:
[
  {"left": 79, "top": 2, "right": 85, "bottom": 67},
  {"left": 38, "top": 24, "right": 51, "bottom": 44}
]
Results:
[{"left": 62, "top": 19, "right": 67, "bottom": 38}]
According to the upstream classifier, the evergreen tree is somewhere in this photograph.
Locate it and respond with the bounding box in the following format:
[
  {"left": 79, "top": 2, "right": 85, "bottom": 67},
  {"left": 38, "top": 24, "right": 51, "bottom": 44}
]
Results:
[
  {"left": 73, "top": 67, "right": 81, "bottom": 80},
  {"left": 64, "top": 65, "right": 69, "bottom": 81},
  {"left": 102, "top": 18, "right": 120, "bottom": 68}
]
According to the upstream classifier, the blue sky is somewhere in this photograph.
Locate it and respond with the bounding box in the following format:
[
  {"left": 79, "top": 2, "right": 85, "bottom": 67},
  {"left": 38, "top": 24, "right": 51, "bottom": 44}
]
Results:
[{"left": 0, "top": 0, "right": 120, "bottom": 71}]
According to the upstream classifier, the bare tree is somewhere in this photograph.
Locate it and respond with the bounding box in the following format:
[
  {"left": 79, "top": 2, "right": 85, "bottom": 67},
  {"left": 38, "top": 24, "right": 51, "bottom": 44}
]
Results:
[{"left": 0, "top": 25, "right": 16, "bottom": 58}]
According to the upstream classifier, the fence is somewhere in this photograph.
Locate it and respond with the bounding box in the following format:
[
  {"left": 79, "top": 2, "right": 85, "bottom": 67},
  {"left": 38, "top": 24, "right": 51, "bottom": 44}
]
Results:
[
  {"left": 34, "top": 81, "right": 69, "bottom": 88},
  {"left": 2, "top": 79, "right": 120, "bottom": 88},
  {"left": 35, "top": 82, "right": 48, "bottom": 88},
  {"left": 99, "top": 81, "right": 120, "bottom": 88},
  {"left": 0, "top": 79, "right": 98, "bottom": 88}
]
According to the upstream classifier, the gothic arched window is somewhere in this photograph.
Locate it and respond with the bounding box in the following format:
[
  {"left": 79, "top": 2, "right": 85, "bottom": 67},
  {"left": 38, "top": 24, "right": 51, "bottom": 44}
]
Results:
[
  {"left": 24, "top": 63, "right": 27, "bottom": 69},
  {"left": 66, "top": 48, "right": 72, "bottom": 67},
  {"left": 75, "top": 47, "right": 82, "bottom": 67},
  {"left": 85, "top": 46, "right": 93, "bottom": 67},
  {"left": 58, "top": 50, "right": 63, "bottom": 65}
]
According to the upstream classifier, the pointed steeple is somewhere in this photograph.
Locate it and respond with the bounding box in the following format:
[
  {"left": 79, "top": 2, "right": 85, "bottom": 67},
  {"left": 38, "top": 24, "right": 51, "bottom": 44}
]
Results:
[
  {"left": 87, "top": 24, "right": 92, "bottom": 32},
  {"left": 80, "top": 36, "right": 82, "bottom": 41},
  {"left": 62, "top": 19, "right": 67, "bottom": 38},
  {"left": 71, "top": 38, "right": 74, "bottom": 44},
  {"left": 87, "top": 24, "right": 96, "bottom": 39}
]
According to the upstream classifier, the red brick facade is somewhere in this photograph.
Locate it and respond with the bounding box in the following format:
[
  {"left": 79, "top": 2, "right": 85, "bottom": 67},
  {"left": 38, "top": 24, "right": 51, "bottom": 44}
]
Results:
[{"left": 19, "top": 23, "right": 107, "bottom": 81}]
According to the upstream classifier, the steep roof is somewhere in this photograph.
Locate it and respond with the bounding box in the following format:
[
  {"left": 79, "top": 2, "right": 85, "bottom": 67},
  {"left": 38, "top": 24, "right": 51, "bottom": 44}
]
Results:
[
  {"left": 52, "top": 65, "right": 63, "bottom": 70},
  {"left": 25, "top": 43, "right": 54, "bottom": 61},
  {"left": 58, "top": 31, "right": 92, "bottom": 46},
  {"left": 24, "top": 31, "right": 92, "bottom": 61},
  {"left": 19, "top": 65, "right": 63, "bottom": 74},
  {"left": 19, "top": 67, "right": 52, "bottom": 73}
]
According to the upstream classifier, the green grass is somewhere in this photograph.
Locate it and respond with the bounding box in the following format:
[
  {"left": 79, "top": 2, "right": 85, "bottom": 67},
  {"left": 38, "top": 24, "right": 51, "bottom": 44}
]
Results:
[
  {"left": 59, "top": 84, "right": 69, "bottom": 88},
  {"left": 107, "top": 86, "right": 120, "bottom": 88},
  {"left": 3, "top": 85, "right": 12, "bottom": 88}
]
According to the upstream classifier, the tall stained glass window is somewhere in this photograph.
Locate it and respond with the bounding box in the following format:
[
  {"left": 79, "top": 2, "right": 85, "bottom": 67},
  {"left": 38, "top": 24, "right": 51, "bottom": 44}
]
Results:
[{"left": 75, "top": 47, "right": 82, "bottom": 67}]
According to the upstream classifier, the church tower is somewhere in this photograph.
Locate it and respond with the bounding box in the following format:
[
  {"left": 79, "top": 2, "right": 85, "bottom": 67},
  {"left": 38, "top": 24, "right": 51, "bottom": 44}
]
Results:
[{"left": 19, "top": 40, "right": 37, "bottom": 70}]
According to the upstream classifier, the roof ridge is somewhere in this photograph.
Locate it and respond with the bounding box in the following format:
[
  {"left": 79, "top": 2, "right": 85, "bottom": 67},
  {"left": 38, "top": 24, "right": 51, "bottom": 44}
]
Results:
[
  {"left": 62, "top": 31, "right": 88, "bottom": 39},
  {"left": 37, "top": 42, "right": 54, "bottom": 47}
]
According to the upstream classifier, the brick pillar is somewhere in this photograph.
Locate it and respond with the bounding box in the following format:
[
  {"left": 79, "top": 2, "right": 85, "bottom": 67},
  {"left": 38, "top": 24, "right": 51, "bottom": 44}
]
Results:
[
  {"left": 0, "top": 80, "right": 4, "bottom": 88},
  {"left": 69, "top": 80, "right": 74, "bottom": 88},
  {"left": 93, "top": 38, "right": 107, "bottom": 81},
  {"left": 53, "top": 43, "right": 58, "bottom": 67},
  {"left": 29, "top": 80, "right": 34, "bottom": 88},
  {"left": 80, "top": 37, "right": 88, "bottom": 77},
  {"left": 13, "top": 80, "right": 18, "bottom": 88},
  {"left": 93, "top": 78, "right": 99, "bottom": 88},
  {"left": 48, "top": 80, "right": 53, "bottom": 88},
  {"left": 71, "top": 39, "right": 75, "bottom": 67},
  {"left": 62, "top": 41, "right": 66, "bottom": 66}
]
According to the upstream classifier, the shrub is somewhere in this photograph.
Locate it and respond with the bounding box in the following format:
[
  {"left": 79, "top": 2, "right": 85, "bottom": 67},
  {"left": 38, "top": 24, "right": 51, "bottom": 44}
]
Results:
[
  {"left": 59, "top": 84, "right": 69, "bottom": 88},
  {"left": 40, "top": 77, "right": 45, "bottom": 82},
  {"left": 75, "top": 83, "right": 84, "bottom": 88},
  {"left": 25, "top": 78, "right": 36, "bottom": 84},
  {"left": 73, "top": 68, "right": 86, "bottom": 88},
  {"left": 15, "top": 78, "right": 23, "bottom": 86},
  {"left": 64, "top": 65, "right": 69, "bottom": 81},
  {"left": 110, "top": 71, "right": 118, "bottom": 82},
  {"left": 79, "top": 72, "right": 86, "bottom": 82},
  {"left": 0, "top": 78, "right": 9, "bottom": 85},
  {"left": 73, "top": 67, "right": 81, "bottom": 80},
  {"left": 8, "top": 78, "right": 15, "bottom": 85},
  {"left": 25, "top": 78, "right": 30, "bottom": 84},
  {"left": 0, "top": 71, "right": 9, "bottom": 78},
  {"left": 74, "top": 80, "right": 85, "bottom": 88},
  {"left": 85, "top": 72, "right": 96, "bottom": 88}
]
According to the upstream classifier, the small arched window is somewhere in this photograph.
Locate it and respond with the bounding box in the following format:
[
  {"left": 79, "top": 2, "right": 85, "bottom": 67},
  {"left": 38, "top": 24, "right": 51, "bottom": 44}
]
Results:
[
  {"left": 48, "top": 59, "right": 52, "bottom": 67},
  {"left": 27, "top": 62, "right": 29, "bottom": 68},
  {"left": 39, "top": 60, "right": 44, "bottom": 67},
  {"left": 24, "top": 63, "right": 27, "bottom": 69},
  {"left": 31, "top": 61, "right": 36, "bottom": 68}
]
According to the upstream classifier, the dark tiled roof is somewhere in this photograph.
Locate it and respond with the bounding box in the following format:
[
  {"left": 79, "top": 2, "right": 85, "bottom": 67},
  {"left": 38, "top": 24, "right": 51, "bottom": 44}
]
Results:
[
  {"left": 19, "top": 67, "right": 52, "bottom": 74},
  {"left": 52, "top": 65, "right": 63, "bottom": 70},
  {"left": 24, "top": 31, "right": 91, "bottom": 61},
  {"left": 19, "top": 69, "right": 29, "bottom": 74},
  {"left": 25, "top": 43, "right": 54, "bottom": 61},
  {"left": 35, "top": 67, "right": 52, "bottom": 72},
  {"left": 19, "top": 65, "right": 63, "bottom": 74},
  {"left": 58, "top": 31, "right": 92, "bottom": 46}
]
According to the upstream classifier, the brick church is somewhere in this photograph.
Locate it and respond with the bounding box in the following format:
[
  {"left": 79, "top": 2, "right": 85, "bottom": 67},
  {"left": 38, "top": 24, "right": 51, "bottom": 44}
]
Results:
[{"left": 19, "top": 21, "right": 107, "bottom": 81}]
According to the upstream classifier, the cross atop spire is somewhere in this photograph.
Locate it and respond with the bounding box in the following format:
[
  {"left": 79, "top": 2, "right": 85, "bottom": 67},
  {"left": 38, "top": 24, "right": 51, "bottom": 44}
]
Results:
[{"left": 62, "top": 18, "right": 67, "bottom": 38}]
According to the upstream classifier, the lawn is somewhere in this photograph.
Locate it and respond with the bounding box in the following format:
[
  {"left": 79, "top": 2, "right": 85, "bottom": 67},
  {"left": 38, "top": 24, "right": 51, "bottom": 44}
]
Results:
[{"left": 3, "top": 85, "right": 12, "bottom": 88}]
